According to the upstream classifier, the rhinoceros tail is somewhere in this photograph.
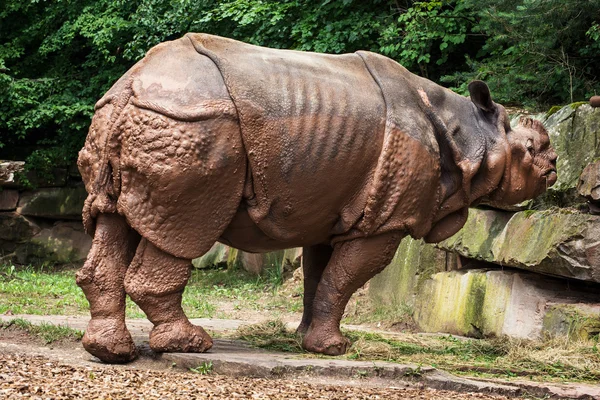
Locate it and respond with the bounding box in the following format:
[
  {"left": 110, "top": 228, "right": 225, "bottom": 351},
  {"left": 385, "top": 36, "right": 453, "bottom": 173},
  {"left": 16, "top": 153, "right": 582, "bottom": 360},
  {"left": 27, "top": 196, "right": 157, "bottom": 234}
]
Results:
[{"left": 79, "top": 79, "right": 134, "bottom": 234}]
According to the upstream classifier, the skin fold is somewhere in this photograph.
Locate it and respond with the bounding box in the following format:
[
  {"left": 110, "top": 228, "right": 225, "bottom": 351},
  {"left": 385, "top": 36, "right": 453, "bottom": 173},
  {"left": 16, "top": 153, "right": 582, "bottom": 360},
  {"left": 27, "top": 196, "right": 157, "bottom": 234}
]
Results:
[{"left": 77, "top": 33, "right": 558, "bottom": 362}]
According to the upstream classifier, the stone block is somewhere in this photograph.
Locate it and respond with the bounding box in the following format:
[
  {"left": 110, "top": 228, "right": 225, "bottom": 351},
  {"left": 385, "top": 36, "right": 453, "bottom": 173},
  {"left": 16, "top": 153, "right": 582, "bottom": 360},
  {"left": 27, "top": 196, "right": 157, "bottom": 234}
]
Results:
[
  {"left": 0, "top": 212, "right": 40, "bottom": 242},
  {"left": 543, "top": 104, "right": 600, "bottom": 192},
  {"left": 192, "top": 242, "right": 231, "bottom": 269},
  {"left": 413, "top": 269, "right": 600, "bottom": 340},
  {"left": 237, "top": 250, "right": 287, "bottom": 275},
  {"left": 0, "top": 161, "right": 25, "bottom": 187},
  {"left": 369, "top": 237, "right": 452, "bottom": 309},
  {"left": 17, "top": 186, "right": 87, "bottom": 220},
  {"left": 21, "top": 221, "right": 92, "bottom": 264},
  {"left": 438, "top": 208, "right": 600, "bottom": 283},
  {"left": 0, "top": 190, "right": 19, "bottom": 211}
]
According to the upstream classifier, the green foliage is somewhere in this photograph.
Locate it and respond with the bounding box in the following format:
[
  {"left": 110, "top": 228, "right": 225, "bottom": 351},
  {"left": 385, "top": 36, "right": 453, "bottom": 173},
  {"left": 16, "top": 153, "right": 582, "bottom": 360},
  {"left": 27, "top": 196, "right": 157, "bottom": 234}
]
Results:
[
  {"left": 443, "top": 0, "right": 600, "bottom": 107},
  {"left": 1, "top": 0, "right": 599, "bottom": 173},
  {"left": 0, "top": 0, "right": 138, "bottom": 173},
  {"left": 384, "top": 1, "right": 476, "bottom": 78}
]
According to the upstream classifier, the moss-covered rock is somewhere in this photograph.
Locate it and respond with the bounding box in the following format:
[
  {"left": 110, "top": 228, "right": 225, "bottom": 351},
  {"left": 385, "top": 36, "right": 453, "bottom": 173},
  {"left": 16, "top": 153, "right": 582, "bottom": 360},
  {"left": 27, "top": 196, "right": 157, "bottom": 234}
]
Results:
[
  {"left": 17, "top": 187, "right": 87, "bottom": 220},
  {"left": 414, "top": 270, "right": 512, "bottom": 337},
  {"left": 0, "top": 212, "right": 40, "bottom": 242},
  {"left": 369, "top": 237, "right": 451, "bottom": 309},
  {"left": 439, "top": 209, "right": 511, "bottom": 260},
  {"left": 543, "top": 104, "right": 600, "bottom": 192},
  {"left": 192, "top": 244, "right": 302, "bottom": 275},
  {"left": 438, "top": 208, "right": 600, "bottom": 283},
  {"left": 414, "top": 270, "right": 600, "bottom": 340},
  {"left": 23, "top": 221, "right": 91, "bottom": 264},
  {"left": 543, "top": 304, "right": 600, "bottom": 341},
  {"left": 192, "top": 243, "right": 231, "bottom": 269}
]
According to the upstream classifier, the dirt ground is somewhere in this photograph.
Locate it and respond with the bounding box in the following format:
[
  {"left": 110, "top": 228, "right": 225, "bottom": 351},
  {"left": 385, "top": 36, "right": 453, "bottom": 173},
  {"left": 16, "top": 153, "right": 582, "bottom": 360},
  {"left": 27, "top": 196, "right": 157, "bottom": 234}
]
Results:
[{"left": 0, "top": 329, "right": 518, "bottom": 400}]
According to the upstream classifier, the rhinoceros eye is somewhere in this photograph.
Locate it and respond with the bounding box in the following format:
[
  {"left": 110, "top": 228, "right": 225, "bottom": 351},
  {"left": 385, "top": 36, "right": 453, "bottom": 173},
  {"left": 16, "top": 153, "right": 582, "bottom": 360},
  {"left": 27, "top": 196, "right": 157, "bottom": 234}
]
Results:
[{"left": 526, "top": 138, "right": 534, "bottom": 153}]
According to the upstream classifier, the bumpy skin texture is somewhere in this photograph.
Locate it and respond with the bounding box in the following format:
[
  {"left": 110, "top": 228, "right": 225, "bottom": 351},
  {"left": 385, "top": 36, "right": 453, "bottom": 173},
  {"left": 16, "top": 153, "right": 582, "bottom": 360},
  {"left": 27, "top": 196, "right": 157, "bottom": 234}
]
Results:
[{"left": 78, "top": 33, "right": 558, "bottom": 362}]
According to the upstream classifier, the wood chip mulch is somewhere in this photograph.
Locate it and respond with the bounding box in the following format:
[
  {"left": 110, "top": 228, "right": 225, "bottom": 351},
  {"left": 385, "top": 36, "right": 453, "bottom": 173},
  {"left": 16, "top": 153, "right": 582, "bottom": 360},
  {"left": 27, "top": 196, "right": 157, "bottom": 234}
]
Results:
[{"left": 0, "top": 352, "right": 514, "bottom": 399}]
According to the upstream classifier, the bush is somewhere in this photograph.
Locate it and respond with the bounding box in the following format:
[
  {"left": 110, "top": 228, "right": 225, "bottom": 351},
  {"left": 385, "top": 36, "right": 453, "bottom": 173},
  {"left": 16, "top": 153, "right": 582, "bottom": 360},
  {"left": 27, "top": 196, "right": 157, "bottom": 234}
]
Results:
[{"left": 1, "top": 0, "right": 598, "bottom": 175}]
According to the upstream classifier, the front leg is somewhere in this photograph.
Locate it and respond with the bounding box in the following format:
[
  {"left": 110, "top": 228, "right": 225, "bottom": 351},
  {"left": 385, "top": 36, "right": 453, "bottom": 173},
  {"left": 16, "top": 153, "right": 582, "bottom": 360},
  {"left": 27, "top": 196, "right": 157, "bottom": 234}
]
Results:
[
  {"left": 302, "top": 232, "right": 402, "bottom": 355},
  {"left": 297, "top": 244, "right": 333, "bottom": 334}
]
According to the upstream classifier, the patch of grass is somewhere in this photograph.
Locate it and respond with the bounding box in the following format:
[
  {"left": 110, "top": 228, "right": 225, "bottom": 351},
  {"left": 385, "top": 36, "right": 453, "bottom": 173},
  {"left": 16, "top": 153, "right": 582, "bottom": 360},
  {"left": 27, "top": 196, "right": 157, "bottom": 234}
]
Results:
[
  {"left": 235, "top": 320, "right": 600, "bottom": 383},
  {"left": 343, "top": 297, "right": 415, "bottom": 330},
  {"left": 1, "top": 318, "right": 84, "bottom": 343},
  {"left": 0, "top": 263, "right": 302, "bottom": 319},
  {"left": 184, "top": 266, "right": 302, "bottom": 318},
  {"left": 236, "top": 320, "right": 303, "bottom": 353},
  {"left": 190, "top": 361, "right": 213, "bottom": 375},
  {"left": 0, "top": 264, "right": 88, "bottom": 315}
]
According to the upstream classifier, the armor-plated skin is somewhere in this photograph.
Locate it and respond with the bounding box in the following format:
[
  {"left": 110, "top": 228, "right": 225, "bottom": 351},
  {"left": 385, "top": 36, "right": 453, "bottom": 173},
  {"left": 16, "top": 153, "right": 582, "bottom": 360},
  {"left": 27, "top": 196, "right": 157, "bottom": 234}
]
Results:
[{"left": 77, "top": 34, "right": 558, "bottom": 363}]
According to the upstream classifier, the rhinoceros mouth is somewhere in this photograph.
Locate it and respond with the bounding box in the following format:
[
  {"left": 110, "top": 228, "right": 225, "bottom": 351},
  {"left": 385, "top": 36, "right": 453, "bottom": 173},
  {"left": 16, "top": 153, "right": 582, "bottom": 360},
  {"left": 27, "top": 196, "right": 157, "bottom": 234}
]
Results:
[{"left": 543, "top": 168, "right": 557, "bottom": 187}]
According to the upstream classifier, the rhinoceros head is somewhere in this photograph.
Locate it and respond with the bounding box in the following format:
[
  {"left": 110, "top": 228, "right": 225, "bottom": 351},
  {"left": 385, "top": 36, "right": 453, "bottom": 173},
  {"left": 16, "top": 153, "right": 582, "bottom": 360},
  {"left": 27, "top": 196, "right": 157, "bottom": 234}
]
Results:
[{"left": 488, "top": 114, "right": 558, "bottom": 205}]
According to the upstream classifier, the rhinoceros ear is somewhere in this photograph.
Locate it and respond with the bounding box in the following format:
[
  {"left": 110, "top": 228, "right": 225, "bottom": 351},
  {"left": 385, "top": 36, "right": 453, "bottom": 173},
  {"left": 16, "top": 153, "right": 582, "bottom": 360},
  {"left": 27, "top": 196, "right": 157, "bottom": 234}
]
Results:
[{"left": 468, "top": 80, "right": 495, "bottom": 113}]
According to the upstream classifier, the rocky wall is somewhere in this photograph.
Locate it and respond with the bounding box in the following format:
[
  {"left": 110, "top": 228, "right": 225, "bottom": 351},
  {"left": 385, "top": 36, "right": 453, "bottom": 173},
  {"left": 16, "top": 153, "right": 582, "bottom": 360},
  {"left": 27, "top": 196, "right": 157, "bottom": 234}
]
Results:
[{"left": 0, "top": 162, "right": 91, "bottom": 265}]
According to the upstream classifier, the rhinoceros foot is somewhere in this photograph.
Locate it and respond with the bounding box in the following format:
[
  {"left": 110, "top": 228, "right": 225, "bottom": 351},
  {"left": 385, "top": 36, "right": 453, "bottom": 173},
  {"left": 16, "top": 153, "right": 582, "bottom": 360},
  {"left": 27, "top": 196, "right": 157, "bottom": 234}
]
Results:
[
  {"left": 295, "top": 322, "right": 310, "bottom": 335},
  {"left": 149, "top": 320, "right": 213, "bottom": 353},
  {"left": 302, "top": 327, "right": 350, "bottom": 356},
  {"left": 82, "top": 318, "right": 138, "bottom": 363}
]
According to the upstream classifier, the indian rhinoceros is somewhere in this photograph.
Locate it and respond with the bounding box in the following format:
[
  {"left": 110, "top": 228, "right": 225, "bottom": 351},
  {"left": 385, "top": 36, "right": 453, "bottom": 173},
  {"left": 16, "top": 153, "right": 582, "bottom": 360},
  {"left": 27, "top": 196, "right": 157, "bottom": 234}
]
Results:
[{"left": 77, "top": 33, "right": 557, "bottom": 363}]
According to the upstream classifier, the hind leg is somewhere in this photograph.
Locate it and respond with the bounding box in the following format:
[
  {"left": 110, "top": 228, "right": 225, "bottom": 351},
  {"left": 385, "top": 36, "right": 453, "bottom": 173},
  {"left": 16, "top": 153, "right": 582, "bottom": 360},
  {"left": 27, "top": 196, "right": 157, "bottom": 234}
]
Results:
[
  {"left": 76, "top": 213, "right": 140, "bottom": 363},
  {"left": 297, "top": 244, "right": 333, "bottom": 334},
  {"left": 124, "top": 238, "right": 213, "bottom": 353}
]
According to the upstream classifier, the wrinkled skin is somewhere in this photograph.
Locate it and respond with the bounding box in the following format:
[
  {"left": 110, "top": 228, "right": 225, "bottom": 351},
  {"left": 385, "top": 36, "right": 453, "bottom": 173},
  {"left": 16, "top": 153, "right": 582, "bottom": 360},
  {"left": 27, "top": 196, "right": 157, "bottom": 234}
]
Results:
[{"left": 77, "top": 34, "right": 557, "bottom": 363}]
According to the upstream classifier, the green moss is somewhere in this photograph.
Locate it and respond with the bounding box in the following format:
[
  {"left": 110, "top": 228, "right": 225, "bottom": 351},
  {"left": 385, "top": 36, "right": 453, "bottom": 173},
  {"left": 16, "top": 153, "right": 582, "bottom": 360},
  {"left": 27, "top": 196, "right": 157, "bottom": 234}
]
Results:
[
  {"left": 439, "top": 210, "right": 512, "bottom": 260},
  {"left": 461, "top": 271, "right": 487, "bottom": 338},
  {"left": 493, "top": 209, "right": 590, "bottom": 269},
  {"left": 369, "top": 237, "right": 446, "bottom": 309},
  {"left": 545, "top": 105, "right": 563, "bottom": 118},
  {"left": 543, "top": 305, "right": 600, "bottom": 341},
  {"left": 226, "top": 248, "right": 241, "bottom": 270},
  {"left": 570, "top": 101, "right": 588, "bottom": 110},
  {"left": 414, "top": 270, "right": 516, "bottom": 338},
  {"left": 480, "top": 273, "right": 512, "bottom": 335}
]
